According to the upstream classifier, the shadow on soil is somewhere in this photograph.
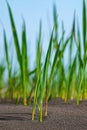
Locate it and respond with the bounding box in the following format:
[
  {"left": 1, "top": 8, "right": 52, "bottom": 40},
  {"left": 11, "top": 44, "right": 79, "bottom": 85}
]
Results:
[{"left": 0, "top": 113, "right": 32, "bottom": 121}]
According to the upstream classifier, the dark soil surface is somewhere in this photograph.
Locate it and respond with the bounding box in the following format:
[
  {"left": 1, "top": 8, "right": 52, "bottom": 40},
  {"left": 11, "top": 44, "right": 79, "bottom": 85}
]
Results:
[{"left": 0, "top": 99, "right": 87, "bottom": 130}]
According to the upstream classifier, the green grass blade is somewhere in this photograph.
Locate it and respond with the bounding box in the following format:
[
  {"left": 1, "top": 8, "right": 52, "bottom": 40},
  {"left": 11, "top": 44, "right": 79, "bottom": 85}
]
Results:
[
  {"left": 77, "top": 23, "right": 83, "bottom": 68},
  {"left": 49, "top": 33, "right": 65, "bottom": 82},
  {"left": 53, "top": 4, "right": 58, "bottom": 40},
  {"left": 22, "top": 20, "right": 28, "bottom": 105},
  {"left": 36, "top": 21, "right": 42, "bottom": 77},
  {"left": 22, "top": 20, "right": 28, "bottom": 75},
  {"left": 60, "top": 35, "right": 71, "bottom": 57},
  {"left": 83, "top": 0, "right": 87, "bottom": 65},
  {"left": 7, "top": 2, "right": 21, "bottom": 67},
  {"left": 83, "top": 0, "right": 86, "bottom": 49},
  {"left": 28, "top": 68, "right": 37, "bottom": 76},
  {"left": 72, "top": 12, "right": 76, "bottom": 39},
  {"left": 3, "top": 30, "right": 11, "bottom": 78},
  {"left": 42, "top": 29, "right": 54, "bottom": 89},
  {"left": 67, "top": 55, "right": 77, "bottom": 100}
]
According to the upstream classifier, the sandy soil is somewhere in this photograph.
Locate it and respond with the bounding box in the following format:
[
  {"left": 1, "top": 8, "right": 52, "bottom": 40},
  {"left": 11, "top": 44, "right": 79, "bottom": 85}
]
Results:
[{"left": 0, "top": 99, "right": 87, "bottom": 130}]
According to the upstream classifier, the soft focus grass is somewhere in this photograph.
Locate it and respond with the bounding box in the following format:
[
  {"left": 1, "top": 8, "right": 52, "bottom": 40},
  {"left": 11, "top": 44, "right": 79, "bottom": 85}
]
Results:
[{"left": 0, "top": 0, "right": 86, "bottom": 122}]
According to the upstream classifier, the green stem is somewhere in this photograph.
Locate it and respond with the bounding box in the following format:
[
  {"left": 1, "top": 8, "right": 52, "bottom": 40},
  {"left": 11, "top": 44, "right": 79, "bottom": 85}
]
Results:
[
  {"left": 45, "top": 95, "right": 48, "bottom": 116},
  {"left": 32, "top": 107, "right": 35, "bottom": 120},
  {"left": 39, "top": 102, "right": 42, "bottom": 122}
]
